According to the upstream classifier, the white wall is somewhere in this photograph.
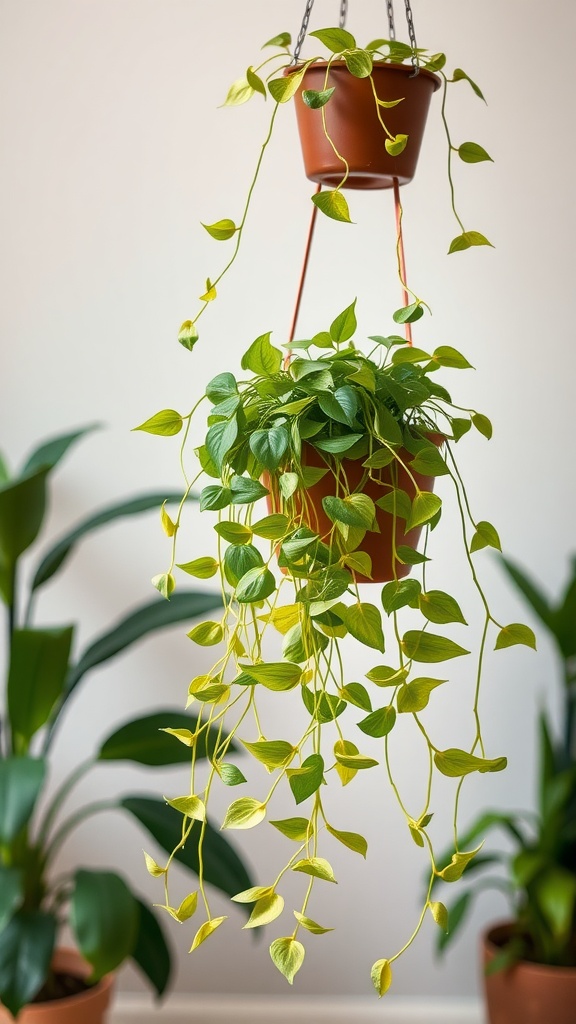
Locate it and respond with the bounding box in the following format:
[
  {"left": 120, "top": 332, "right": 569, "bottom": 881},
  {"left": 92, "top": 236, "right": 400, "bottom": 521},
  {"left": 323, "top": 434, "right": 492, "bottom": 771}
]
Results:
[{"left": 1, "top": 0, "right": 574, "bottom": 1005}]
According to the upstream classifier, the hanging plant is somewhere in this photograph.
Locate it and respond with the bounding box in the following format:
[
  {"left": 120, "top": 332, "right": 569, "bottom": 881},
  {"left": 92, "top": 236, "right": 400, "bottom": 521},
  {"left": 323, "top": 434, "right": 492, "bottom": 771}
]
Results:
[{"left": 137, "top": 299, "right": 536, "bottom": 992}]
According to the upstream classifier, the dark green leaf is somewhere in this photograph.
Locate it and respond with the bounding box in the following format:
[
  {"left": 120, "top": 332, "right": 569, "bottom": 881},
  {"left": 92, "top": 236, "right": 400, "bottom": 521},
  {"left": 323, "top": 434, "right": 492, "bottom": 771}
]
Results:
[
  {"left": 97, "top": 710, "right": 234, "bottom": 765},
  {"left": 206, "top": 372, "right": 238, "bottom": 404},
  {"left": 287, "top": 753, "right": 325, "bottom": 804},
  {"left": 206, "top": 418, "right": 238, "bottom": 471},
  {"left": 8, "top": 627, "right": 73, "bottom": 745},
  {"left": 131, "top": 899, "right": 171, "bottom": 997},
  {"left": 358, "top": 705, "right": 396, "bottom": 738},
  {"left": 230, "top": 476, "right": 270, "bottom": 505},
  {"left": 224, "top": 544, "right": 263, "bottom": 587},
  {"left": 249, "top": 426, "right": 289, "bottom": 471},
  {"left": 0, "top": 912, "right": 56, "bottom": 1017},
  {"left": 200, "top": 485, "right": 232, "bottom": 511},
  {"left": 0, "top": 868, "right": 23, "bottom": 932},
  {"left": 0, "top": 466, "right": 50, "bottom": 573},
  {"left": 302, "top": 87, "right": 335, "bottom": 109},
  {"left": 22, "top": 425, "right": 98, "bottom": 475},
  {"left": 499, "top": 557, "right": 553, "bottom": 631},
  {"left": 236, "top": 566, "right": 276, "bottom": 603},
  {"left": 314, "top": 434, "right": 363, "bottom": 454},
  {"left": 0, "top": 758, "right": 46, "bottom": 843},
  {"left": 393, "top": 302, "right": 423, "bottom": 325},
  {"left": 71, "top": 870, "right": 139, "bottom": 980},
  {"left": 381, "top": 578, "right": 421, "bottom": 614}
]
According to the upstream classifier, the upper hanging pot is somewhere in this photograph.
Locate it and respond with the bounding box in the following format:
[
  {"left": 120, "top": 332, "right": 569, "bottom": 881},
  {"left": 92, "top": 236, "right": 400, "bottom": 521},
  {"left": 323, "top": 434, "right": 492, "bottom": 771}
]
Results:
[{"left": 290, "top": 61, "right": 440, "bottom": 189}]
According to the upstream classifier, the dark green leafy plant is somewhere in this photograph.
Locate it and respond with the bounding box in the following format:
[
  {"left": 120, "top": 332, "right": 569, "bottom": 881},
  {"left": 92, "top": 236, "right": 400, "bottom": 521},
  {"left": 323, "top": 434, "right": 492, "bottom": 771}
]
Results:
[
  {"left": 0, "top": 427, "right": 252, "bottom": 1018},
  {"left": 139, "top": 300, "right": 536, "bottom": 994},
  {"left": 434, "top": 555, "right": 576, "bottom": 969}
]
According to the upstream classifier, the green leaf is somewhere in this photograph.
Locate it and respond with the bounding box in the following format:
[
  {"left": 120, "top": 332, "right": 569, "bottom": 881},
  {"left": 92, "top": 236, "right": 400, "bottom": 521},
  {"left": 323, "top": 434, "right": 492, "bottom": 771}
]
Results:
[
  {"left": 151, "top": 572, "right": 175, "bottom": 599},
  {"left": 187, "top": 620, "right": 224, "bottom": 646},
  {"left": 397, "top": 677, "right": 447, "bottom": 713},
  {"left": 371, "top": 958, "right": 393, "bottom": 997},
  {"left": 252, "top": 514, "right": 290, "bottom": 540},
  {"left": 470, "top": 520, "right": 501, "bottom": 552},
  {"left": 71, "top": 870, "right": 139, "bottom": 981},
  {"left": 293, "top": 912, "right": 333, "bottom": 934},
  {"left": 341, "top": 603, "right": 385, "bottom": 651},
  {"left": 269, "top": 67, "right": 306, "bottom": 103},
  {"left": 323, "top": 494, "right": 374, "bottom": 528},
  {"left": 202, "top": 218, "right": 237, "bottom": 241},
  {"left": 340, "top": 682, "right": 372, "bottom": 711},
  {"left": 246, "top": 65, "right": 266, "bottom": 98},
  {"left": 206, "top": 418, "right": 238, "bottom": 472},
  {"left": 311, "top": 189, "right": 352, "bottom": 223},
  {"left": 309, "top": 26, "right": 356, "bottom": 50},
  {"left": 165, "top": 795, "right": 206, "bottom": 821},
  {"left": 262, "top": 32, "right": 291, "bottom": 49},
  {"left": 434, "top": 749, "right": 507, "bottom": 778},
  {"left": 431, "top": 346, "right": 473, "bottom": 369},
  {"left": 236, "top": 566, "right": 276, "bottom": 603},
  {"left": 239, "top": 662, "right": 302, "bottom": 690},
  {"left": 22, "top": 425, "right": 98, "bottom": 475},
  {"left": 222, "top": 77, "right": 254, "bottom": 106},
  {"left": 334, "top": 750, "right": 379, "bottom": 771},
  {"left": 177, "top": 556, "right": 219, "bottom": 579},
  {"left": 131, "top": 899, "right": 171, "bottom": 997},
  {"left": 419, "top": 590, "right": 467, "bottom": 625},
  {"left": 215, "top": 521, "right": 252, "bottom": 545},
  {"left": 366, "top": 665, "right": 407, "bottom": 686},
  {"left": 409, "top": 446, "right": 449, "bottom": 477},
  {"left": 189, "top": 917, "right": 227, "bottom": 951},
  {"left": 429, "top": 901, "right": 449, "bottom": 932},
  {"left": 178, "top": 320, "right": 199, "bottom": 351},
  {"left": 249, "top": 426, "right": 289, "bottom": 471},
  {"left": 393, "top": 302, "right": 423, "bottom": 324},
  {"left": 314, "top": 433, "right": 363, "bottom": 453},
  {"left": 8, "top": 627, "right": 73, "bottom": 745},
  {"left": 458, "top": 141, "right": 493, "bottom": 164},
  {"left": 302, "top": 87, "right": 335, "bottom": 109},
  {"left": 0, "top": 465, "right": 50, "bottom": 574},
  {"left": 451, "top": 417, "right": 472, "bottom": 440},
  {"left": 121, "top": 797, "right": 253, "bottom": 899},
  {"left": 0, "top": 912, "right": 56, "bottom": 1018},
  {"left": 345, "top": 48, "right": 373, "bottom": 78},
  {"left": 376, "top": 488, "right": 411, "bottom": 520},
  {"left": 217, "top": 763, "right": 247, "bottom": 787},
  {"left": 396, "top": 545, "right": 429, "bottom": 566},
  {"left": 438, "top": 845, "right": 483, "bottom": 882},
  {"left": 0, "top": 758, "right": 45, "bottom": 843},
  {"left": 318, "top": 386, "right": 358, "bottom": 426},
  {"left": 407, "top": 491, "right": 442, "bottom": 529},
  {"left": 494, "top": 623, "right": 537, "bottom": 651},
  {"left": 244, "top": 894, "right": 284, "bottom": 930},
  {"left": 301, "top": 687, "right": 345, "bottom": 724},
  {"left": 326, "top": 824, "right": 367, "bottom": 858},
  {"left": 241, "top": 331, "right": 282, "bottom": 375},
  {"left": 293, "top": 857, "right": 337, "bottom": 883},
  {"left": 287, "top": 753, "right": 324, "bottom": 804},
  {"left": 499, "top": 557, "right": 553, "bottom": 632},
  {"left": 533, "top": 868, "right": 576, "bottom": 941},
  {"left": 230, "top": 475, "right": 270, "bottom": 505},
  {"left": 134, "top": 409, "right": 183, "bottom": 436},
  {"left": 243, "top": 739, "right": 294, "bottom": 770},
  {"left": 401, "top": 631, "right": 470, "bottom": 663},
  {"left": 448, "top": 231, "right": 494, "bottom": 254},
  {"left": 231, "top": 886, "right": 274, "bottom": 904},
  {"left": 471, "top": 412, "right": 493, "bottom": 439},
  {"left": 452, "top": 68, "right": 486, "bottom": 101},
  {"left": 270, "top": 817, "right": 311, "bottom": 842},
  {"left": 222, "top": 798, "right": 266, "bottom": 830},
  {"left": 381, "top": 578, "right": 421, "bottom": 614},
  {"left": 358, "top": 705, "right": 396, "bottom": 738},
  {"left": 385, "top": 133, "right": 408, "bottom": 156},
  {"left": 269, "top": 937, "right": 305, "bottom": 985},
  {"left": 200, "top": 484, "right": 232, "bottom": 511},
  {"left": 0, "top": 868, "right": 23, "bottom": 932},
  {"left": 224, "top": 543, "right": 263, "bottom": 587}
]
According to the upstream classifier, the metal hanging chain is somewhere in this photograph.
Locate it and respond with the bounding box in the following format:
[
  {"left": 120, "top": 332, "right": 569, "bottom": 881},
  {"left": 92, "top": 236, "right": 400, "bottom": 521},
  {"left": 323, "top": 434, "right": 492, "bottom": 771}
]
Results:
[
  {"left": 386, "top": 1, "right": 396, "bottom": 41},
  {"left": 339, "top": 0, "right": 348, "bottom": 29},
  {"left": 403, "top": 0, "right": 419, "bottom": 73},
  {"left": 292, "top": 0, "right": 316, "bottom": 64}
]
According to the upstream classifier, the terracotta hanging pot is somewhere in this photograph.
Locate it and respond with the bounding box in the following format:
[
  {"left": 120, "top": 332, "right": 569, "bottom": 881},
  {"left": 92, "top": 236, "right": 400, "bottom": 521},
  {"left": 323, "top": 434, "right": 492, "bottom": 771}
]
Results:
[
  {"left": 0, "top": 949, "right": 115, "bottom": 1024},
  {"left": 267, "top": 434, "right": 444, "bottom": 584},
  {"left": 482, "top": 922, "right": 576, "bottom": 1024},
  {"left": 291, "top": 61, "right": 440, "bottom": 190}
]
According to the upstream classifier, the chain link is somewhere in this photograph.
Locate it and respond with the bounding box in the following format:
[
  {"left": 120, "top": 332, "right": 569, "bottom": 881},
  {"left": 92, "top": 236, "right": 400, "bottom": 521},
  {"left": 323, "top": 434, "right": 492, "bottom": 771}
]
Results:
[
  {"left": 386, "top": 0, "right": 396, "bottom": 41},
  {"left": 403, "top": 0, "right": 419, "bottom": 73},
  {"left": 339, "top": 0, "right": 348, "bottom": 29},
  {"left": 292, "top": 0, "right": 316, "bottom": 65}
]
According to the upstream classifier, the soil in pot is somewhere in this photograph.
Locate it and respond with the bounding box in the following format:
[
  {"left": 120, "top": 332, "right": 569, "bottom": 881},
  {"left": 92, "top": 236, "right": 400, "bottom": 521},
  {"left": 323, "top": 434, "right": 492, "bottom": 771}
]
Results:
[
  {"left": 483, "top": 922, "right": 576, "bottom": 1024},
  {"left": 291, "top": 61, "right": 440, "bottom": 189},
  {"left": 0, "top": 949, "right": 115, "bottom": 1024}
]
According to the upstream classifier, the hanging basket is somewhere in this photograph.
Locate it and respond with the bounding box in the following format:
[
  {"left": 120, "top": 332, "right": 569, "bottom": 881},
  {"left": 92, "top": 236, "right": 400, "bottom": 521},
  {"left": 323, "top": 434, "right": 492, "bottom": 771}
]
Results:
[{"left": 291, "top": 61, "right": 440, "bottom": 189}]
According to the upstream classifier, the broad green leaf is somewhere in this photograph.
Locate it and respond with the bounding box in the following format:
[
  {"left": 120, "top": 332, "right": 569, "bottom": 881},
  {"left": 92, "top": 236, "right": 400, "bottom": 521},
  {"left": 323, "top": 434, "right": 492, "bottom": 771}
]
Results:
[
  {"left": 434, "top": 748, "right": 507, "bottom": 778},
  {"left": 243, "top": 739, "right": 295, "bottom": 770},
  {"left": 358, "top": 705, "right": 396, "bottom": 738},
  {"left": 366, "top": 665, "right": 407, "bottom": 686},
  {"left": 408, "top": 491, "right": 442, "bottom": 529},
  {"left": 401, "top": 631, "right": 470, "bottom": 663},
  {"left": 0, "top": 758, "right": 46, "bottom": 843},
  {"left": 381, "top": 578, "right": 421, "bottom": 614},
  {"left": 224, "top": 543, "right": 263, "bottom": 587},
  {"left": 130, "top": 899, "right": 171, "bottom": 996},
  {"left": 269, "top": 817, "right": 311, "bottom": 841},
  {"left": 458, "top": 141, "right": 493, "bottom": 163},
  {"left": 134, "top": 409, "right": 182, "bottom": 436},
  {"left": 206, "top": 418, "right": 238, "bottom": 472},
  {"left": 302, "top": 87, "right": 335, "bottom": 109},
  {"left": 330, "top": 299, "right": 357, "bottom": 343},
  {"left": 385, "top": 133, "right": 408, "bottom": 156},
  {"left": 263, "top": 31, "right": 291, "bottom": 48},
  {"left": 410, "top": 447, "right": 449, "bottom": 477},
  {"left": 293, "top": 857, "right": 337, "bottom": 883},
  {"left": 280, "top": 472, "right": 299, "bottom": 499},
  {"left": 293, "top": 912, "right": 333, "bottom": 934},
  {"left": 376, "top": 488, "right": 411, "bottom": 520},
  {"left": 371, "top": 958, "right": 393, "bottom": 997},
  {"left": 438, "top": 845, "right": 483, "bottom": 882},
  {"left": 246, "top": 65, "right": 266, "bottom": 97},
  {"left": 165, "top": 795, "right": 206, "bottom": 821},
  {"left": 429, "top": 901, "right": 449, "bottom": 932},
  {"left": 314, "top": 433, "right": 363, "bottom": 453},
  {"left": 431, "top": 345, "right": 473, "bottom": 369},
  {"left": 301, "top": 686, "right": 345, "bottom": 724},
  {"left": 0, "top": 868, "right": 23, "bottom": 932},
  {"left": 202, "top": 218, "right": 237, "bottom": 240},
  {"left": 287, "top": 753, "right": 325, "bottom": 804},
  {"left": 471, "top": 412, "right": 493, "bottom": 439},
  {"left": 494, "top": 623, "right": 537, "bottom": 651},
  {"left": 241, "top": 332, "right": 282, "bottom": 376},
  {"left": 218, "top": 763, "right": 247, "bottom": 787},
  {"left": 342, "top": 551, "right": 373, "bottom": 578},
  {"left": 269, "top": 937, "right": 305, "bottom": 985},
  {"left": 311, "top": 189, "right": 352, "bottom": 223},
  {"left": 232, "top": 886, "right": 274, "bottom": 904},
  {"left": 470, "top": 520, "right": 501, "bottom": 552},
  {"left": 187, "top": 620, "right": 223, "bottom": 646},
  {"left": 240, "top": 662, "right": 302, "bottom": 690},
  {"left": 340, "top": 682, "right": 372, "bottom": 711},
  {"left": 309, "top": 27, "right": 356, "bottom": 51},
  {"left": 200, "top": 485, "right": 232, "bottom": 511},
  {"left": 249, "top": 426, "right": 289, "bottom": 471},
  {"left": 206, "top": 372, "right": 238, "bottom": 403},
  {"left": 71, "top": 870, "right": 139, "bottom": 980},
  {"left": 323, "top": 494, "right": 374, "bottom": 528},
  {"left": 243, "top": 894, "right": 284, "bottom": 930},
  {"left": 334, "top": 750, "right": 379, "bottom": 771},
  {"left": 8, "top": 627, "right": 73, "bottom": 745},
  {"left": 334, "top": 738, "right": 359, "bottom": 786},
  {"left": 177, "top": 556, "right": 218, "bottom": 579},
  {"left": 448, "top": 231, "right": 494, "bottom": 254},
  {"left": 345, "top": 48, "right": 373, "bottom": 77},
  {"left": 341, "top": 603, "right": 385, "bottom": 652},
  {"left": 230, "top": 475, "right": 270, "bottom": 505},
  {"left": 397, "top": 677, "right": 447, "bottom": 713},
  {"left": 98, "top": 710, "right": 229, "bottom": 766},
  {"left": 391, "top": 346, "right": 431, "bottom": 366},
  {"left": 269, "top": 67, "right": 306, "bottom": 103},
  {"left": 0, "top": 912, "right": 56, "bottom": 1018},
  {"left": 393, "top": 302, "right": 423, "bottom": 325},
  {"left": 22, "top": 425, "right": 98, "bottom": 475},
  {"left": 452, "top": 68, "right": 486, "bottom": 101},
  {"left": 419, "top": 590, "right": 467, "bottom": 625},
  {"left": 189, "top": 916, "right": 227, "bottom": 951},
  {"left": 326, "top": 823, "right": 367, "bottom": 858},
  {"left": 318, "top": 386, "right": 358, "bottom": 427},
  {"left": 426, "top": 52, "right": 447, "bottom": 71},
  {"left": 534, "top": 868, "right": 576, "bottom": 941},
  {"left": 396, "top": 545, "right": 429, "bottom": 565},
  {"left": 223, "top": 77, "right": 254, "bottom": 106},
  {"left": 236, "top": 566, "right": 276, "bottom": 603},
  {"left": 215, "top": 521, "right": 252, "bottom": 544},
  {"left": 0, "top": 465, "right": 50, "bottom": 573},
  {"left": 451, "top": 417, "right": 472, "bottom": 440},
  {"left": 222, "top": 798, "right": 266, "bottom": 830}
]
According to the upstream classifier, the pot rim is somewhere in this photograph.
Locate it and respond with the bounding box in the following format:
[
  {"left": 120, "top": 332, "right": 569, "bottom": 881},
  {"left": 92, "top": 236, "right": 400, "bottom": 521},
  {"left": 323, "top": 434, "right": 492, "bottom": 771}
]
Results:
[
  {"left": 22, "top": 948, "right": 114, "bottom": 1012},
  {"left": 287, "top": 59, "right": 441, "bottom": 91},
  {"left": 483, "top": 920, "right": 576, "bottom": 979}
]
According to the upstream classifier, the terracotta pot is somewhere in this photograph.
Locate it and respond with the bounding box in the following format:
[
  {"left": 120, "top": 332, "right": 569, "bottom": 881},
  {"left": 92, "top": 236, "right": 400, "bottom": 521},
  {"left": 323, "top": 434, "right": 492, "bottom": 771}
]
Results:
[
  {"left": 0, "top": 949, "right": 115, "bottom": 1024},
  {"left": 482, "top": 922, "right": 576, "bottom": 1024},
  {"left": 291, "top": 61, "right": 440, "bottom": 189},
  {"left": 266, "top": 435, "right": 443, "bottom": 584}
]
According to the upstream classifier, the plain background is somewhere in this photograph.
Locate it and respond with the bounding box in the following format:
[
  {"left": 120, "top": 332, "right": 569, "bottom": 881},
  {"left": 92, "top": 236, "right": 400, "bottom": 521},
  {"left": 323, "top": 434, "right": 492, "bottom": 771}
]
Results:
[{"left": 1, "top": 0, "right": 575, "bottom": 1003}]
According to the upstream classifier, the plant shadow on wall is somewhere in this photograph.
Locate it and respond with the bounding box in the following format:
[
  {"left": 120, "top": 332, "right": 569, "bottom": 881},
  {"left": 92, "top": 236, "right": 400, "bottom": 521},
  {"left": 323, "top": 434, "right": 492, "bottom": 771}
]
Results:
[
  {"left": 135, "top": 16, "right": 535, "bottom": 999},
  {"left": 0, "top": 427, "right": 252, "bottom": 1020}
]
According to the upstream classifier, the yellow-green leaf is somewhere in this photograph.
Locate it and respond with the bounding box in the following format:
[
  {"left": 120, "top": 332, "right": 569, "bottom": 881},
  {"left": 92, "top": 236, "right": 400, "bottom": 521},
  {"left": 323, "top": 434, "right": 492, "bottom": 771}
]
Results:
[
  {"left": 269, "top": 937, "right": 305, "bottom": 985},
  {"left": 293, "top": 912, "right": 333, "bottom": 935},
  {"left": 385, "top": 133, "right": 408, "bottom": 156},
  {"left": 222, "top": 78, "right": 254, "bottom": 107},
  {"left": 311, "top": 189, "right": 352, "bottom": 223},
  {"left": 243, "top": 893, "right": 284, "bottom": 930},
  {"left": 143, "top": 851, "right": 165, "bottom": 877},
  {"left": 165, "top": 794, "right": 206, "bottom": 821},
  {"left": 177, "top": 556, "right": 218, "bottom": 579},
  {"left": 439, "top": 846, "right": 482, "bottom": 882},
  {"left": 151, "top": 572, "right": 175, "bottom": 599},
  {"left": 429, "top": 901, "right": 448, "bottom": 931},
  {"left": 434, "top": 748, "right": 507, "bottom": 778},
  {"left": 269, "top": 817, "right": 311, "bottom": 842},
  {"left": 222, "top": 797, "right": 266, "bottom": 830},
  {"left": 293, "top": 857, "right": 337, "bottom": 883},
  {"left": 495, "top": 623, "right": 537, "bottom": 651},
  {"left": 161, "top": 501, "right": 177, "bottom": 537},
  {"left": 242, "top": 739, "right": 295, "bottom": 770},
  {"left": 134, "top": 409, "right": 183, "bottom": 436},
  {"left": 178, "top": 320, "right": 198, "bottom": 351},
  {"left": 231, "top": 886, "right": 274, "bottom": 904},
  {"left": 189, "top": 916, "right": 227, "bottom": 952},
  {"left": 371, "top": 958, "right": 393, "bottom": 997},
  {"left": 326, "top": 824, "right": 367, "bottom": 858},
  {"left": 187, "top": 621, "right": 223, "bottom": 646}
]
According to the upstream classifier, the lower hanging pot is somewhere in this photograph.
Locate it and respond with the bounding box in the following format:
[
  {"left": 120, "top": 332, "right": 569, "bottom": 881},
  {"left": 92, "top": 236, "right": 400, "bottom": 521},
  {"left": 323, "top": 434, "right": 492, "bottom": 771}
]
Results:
[
  {"left": 482, "top": 922, "right": 576, "bottom": 1024},
  {"left": 267, "top": 435, "right": 444, "bottom": 584},
  {"left": 0, "top": 949, "right": 115, "bottom": 1024}
]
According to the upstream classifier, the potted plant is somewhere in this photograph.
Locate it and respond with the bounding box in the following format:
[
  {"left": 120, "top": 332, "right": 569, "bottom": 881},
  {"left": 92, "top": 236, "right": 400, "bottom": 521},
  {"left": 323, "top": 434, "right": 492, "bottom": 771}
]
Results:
[
  {"left": 140, "top": 300, "right": 536, "bottom": 994},
  {"left": 433, "top": 554, "right": 576, "bottom": 1024},
  {"left": 0, "top": 426, "right": 252, "bottom": 1021}
]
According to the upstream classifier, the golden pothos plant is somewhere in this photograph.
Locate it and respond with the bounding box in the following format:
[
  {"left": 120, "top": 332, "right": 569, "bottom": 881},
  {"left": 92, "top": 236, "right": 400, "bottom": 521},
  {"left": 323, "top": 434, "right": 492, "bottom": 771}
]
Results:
[{"left": 136, "top": 297, "right": 536, "bottom": 994}]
